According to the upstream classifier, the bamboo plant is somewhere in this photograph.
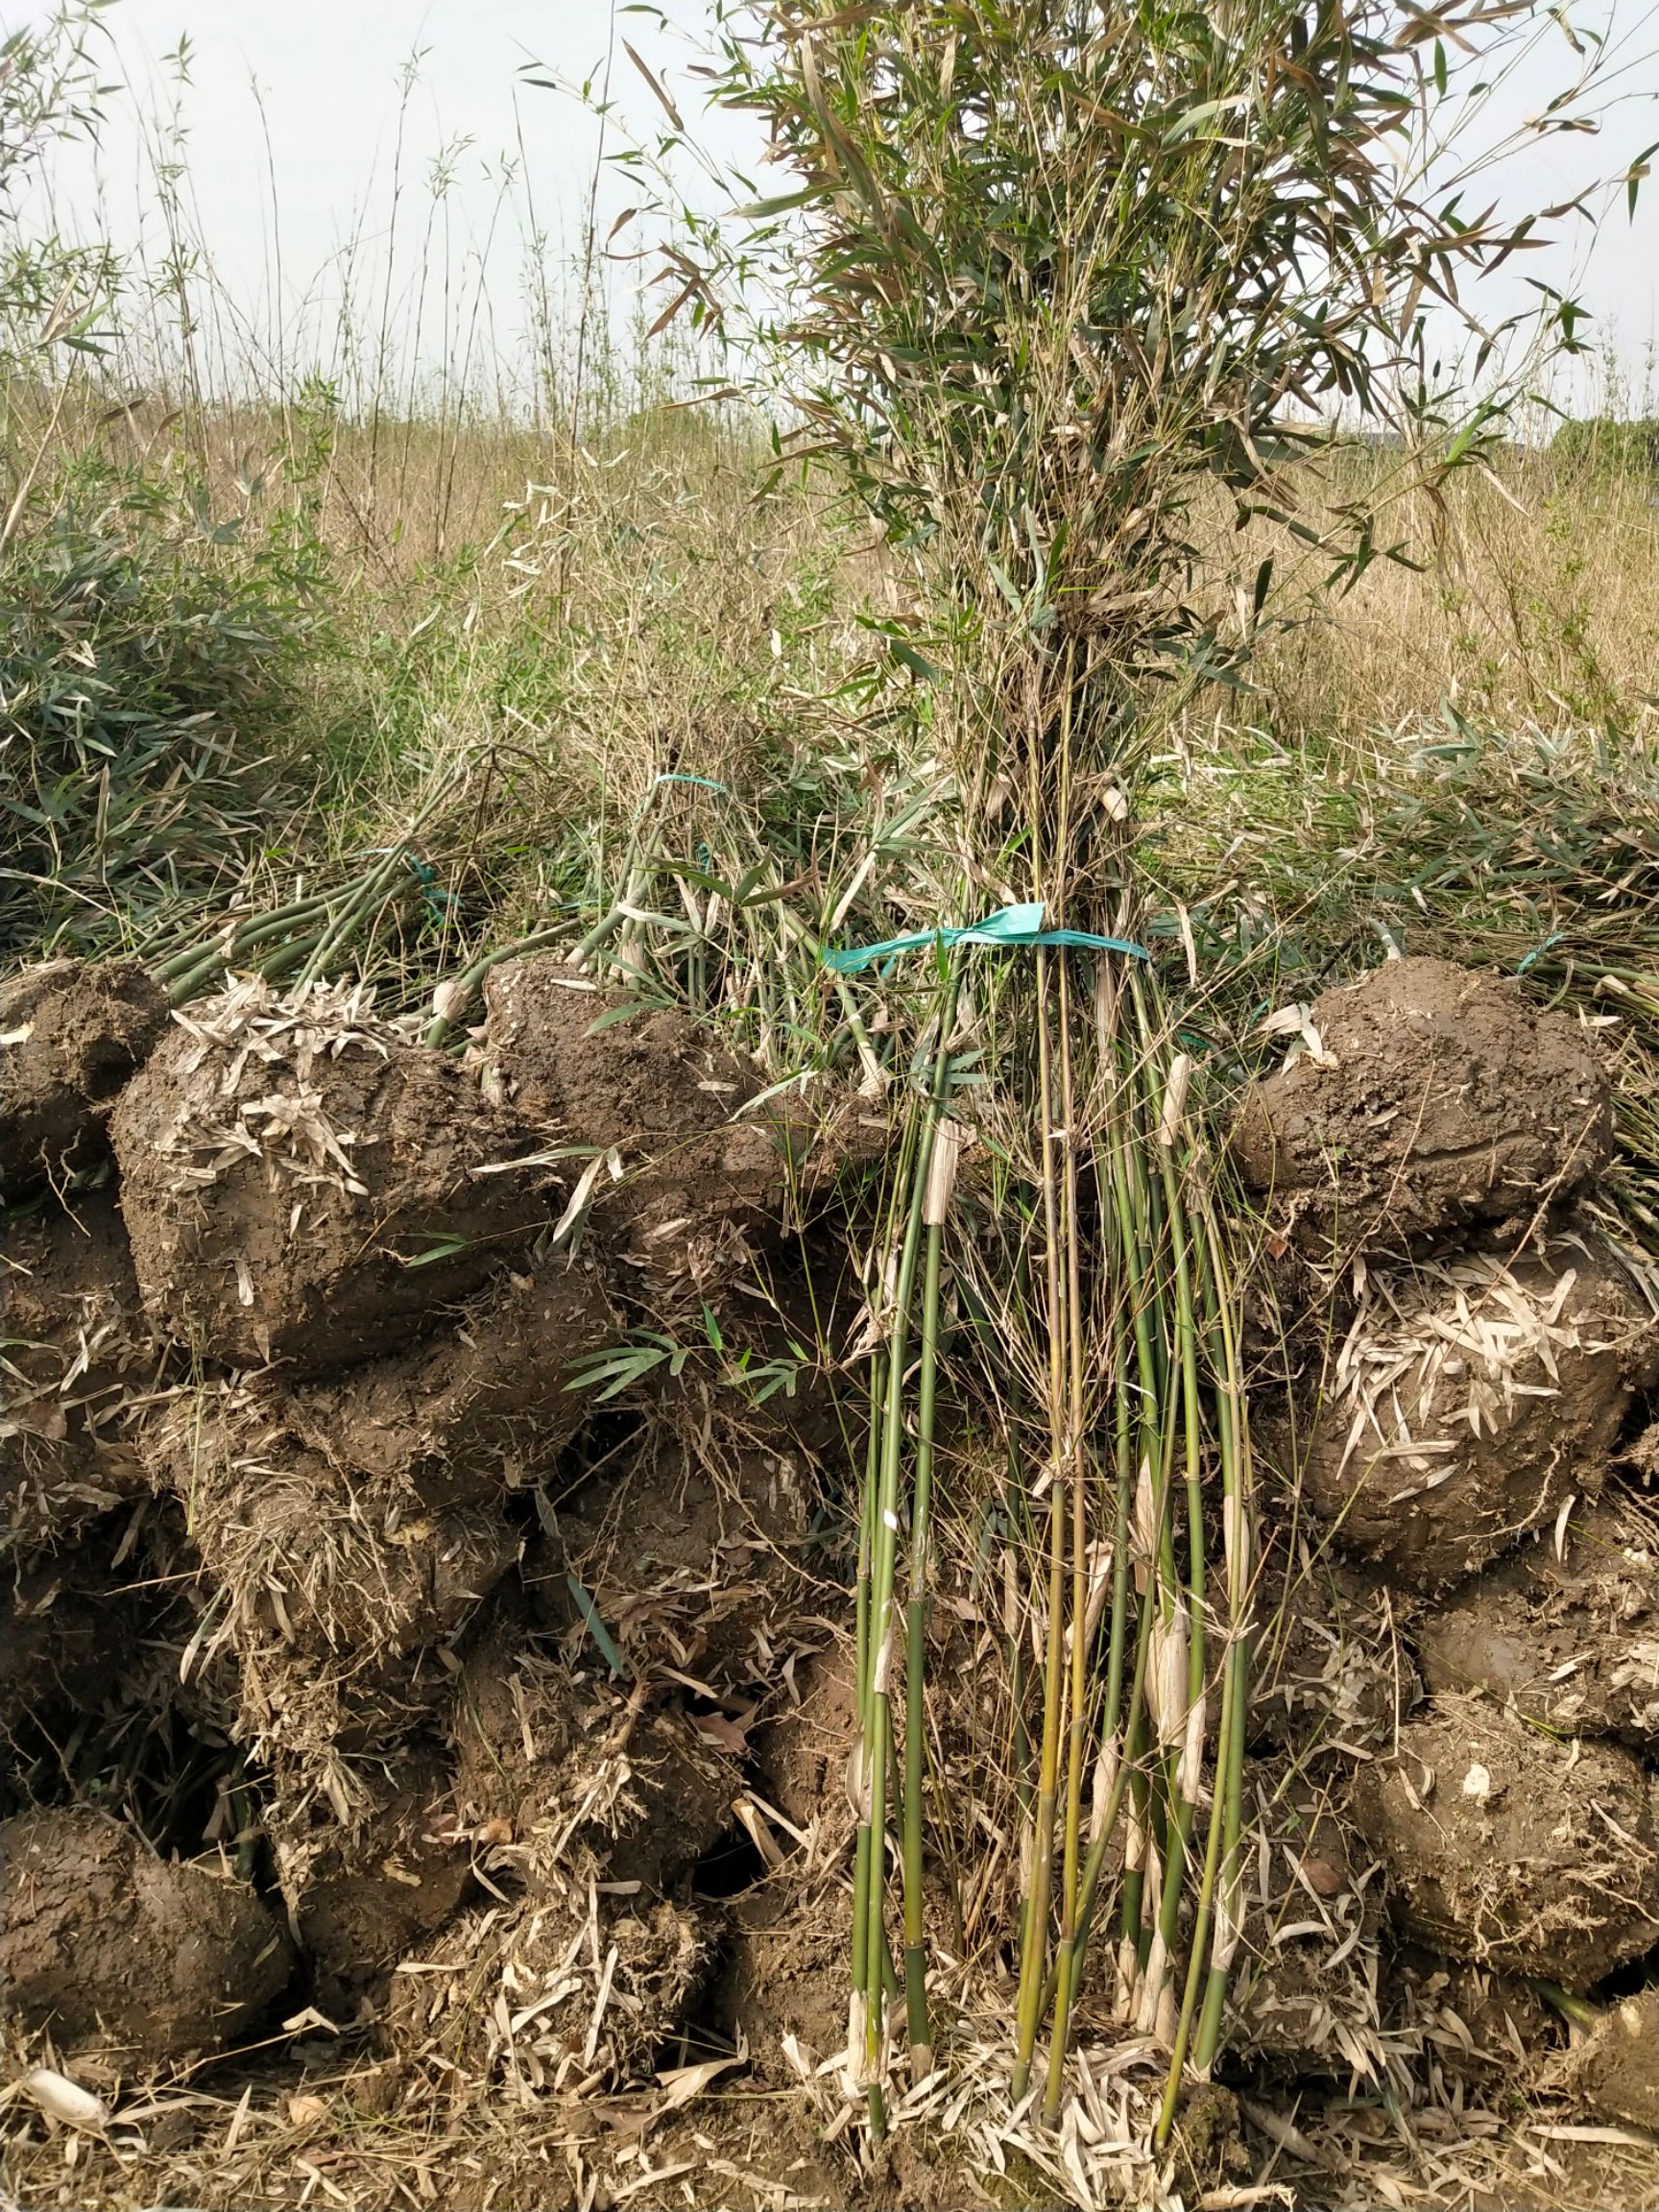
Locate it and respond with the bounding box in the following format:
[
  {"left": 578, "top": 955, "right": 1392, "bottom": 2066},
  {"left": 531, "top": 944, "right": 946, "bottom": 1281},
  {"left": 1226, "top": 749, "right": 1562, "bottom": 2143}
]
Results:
[{"left": 632, "top": 0, "right": 1610, "bottom": 2136}]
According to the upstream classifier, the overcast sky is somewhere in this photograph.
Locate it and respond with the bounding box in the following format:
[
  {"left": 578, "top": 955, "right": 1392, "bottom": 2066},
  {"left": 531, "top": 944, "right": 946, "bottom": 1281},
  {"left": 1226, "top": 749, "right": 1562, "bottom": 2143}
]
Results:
[{"left": 8, "top": 0, "right": 1658, "bottom": 413}]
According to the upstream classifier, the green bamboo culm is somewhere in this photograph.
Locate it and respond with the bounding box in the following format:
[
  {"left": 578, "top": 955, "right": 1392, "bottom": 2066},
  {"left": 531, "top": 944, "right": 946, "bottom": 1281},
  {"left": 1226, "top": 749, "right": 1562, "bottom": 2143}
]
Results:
[{"left": 848, "top": 969, "right": 959, "bottom": 2128}]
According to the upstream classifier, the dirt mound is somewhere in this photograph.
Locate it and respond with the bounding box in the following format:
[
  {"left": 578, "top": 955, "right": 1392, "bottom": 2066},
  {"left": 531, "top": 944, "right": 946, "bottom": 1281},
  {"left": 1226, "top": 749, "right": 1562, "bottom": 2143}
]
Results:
[
  {"left": 0, "top": 959, "right": 170, "bottom": 1198},
  {"left": 1, "top": 1522, "right": 150, "bottom": 1744},
  {"left": 262, "top": 1740, "right": 477, "bottom": 2017},
  {"left": 746, "top": 1642, "right": 859, "bottom": 1859},
  {"left": 1557, "top": 1987, "right": 1659, "bottom": 2130},
  {"left": 1246, "top": 1538, "right": 1419, "bottom": 1757},
  {"left": 1304, "top": 1237, "right": 1657, "bottom": 1590},
  {"left": 275, "top": 1256, "right": 617, "bottom": 1508},
  {"left": 1412, "top": 1490, "right": 1659, "bottom": 1743},
  {"left": 1226, "top": 1766, "right": 1388, "bottom": 2080},
  {"left": 0, "top": 1806, "right": 293, "bottom": 2061},
  {"left": 482, "top": 960, "right": 792, "bottom": 1291},
  {"left": 145, "top": 1387, "right": 517, "bottom": 1793},
  {"left": 1231, "top": 957, "right": 1610, "bottom": 1260},
  {"left": 385, "top": 1883, "right": 709, "bottom": 2095},
  {"left": 534, "top": 1422, "right": 810, "bottom": 1693},
  {"left": 151, "top": 1396, "right": 517, "bottom": 1673},
  {"left": 1, "top": 1191, "right": 160, "bottom": 1558},
  {"left": 1392, "top": 1952, "right": 1557, "bottom": 2083},
  {"left": 1351, "top": 1694, "right": 1658, "bottom": 1988},
  {"left": 111, "top": 977, "right": 558, "bottom": 1373},
  {"left": 713, "top": 1877, "right": 852, "bottom": 2078},
  {"left": 447, "top": 1618, "right": 736, "bottom": 1896}
]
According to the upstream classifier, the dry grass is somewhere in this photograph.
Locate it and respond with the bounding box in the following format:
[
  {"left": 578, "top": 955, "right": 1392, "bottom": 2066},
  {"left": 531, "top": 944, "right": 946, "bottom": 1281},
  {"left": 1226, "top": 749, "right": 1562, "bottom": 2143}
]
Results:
[{"left": 1234, "top": 446, "right": 1659, "bottom": 743}]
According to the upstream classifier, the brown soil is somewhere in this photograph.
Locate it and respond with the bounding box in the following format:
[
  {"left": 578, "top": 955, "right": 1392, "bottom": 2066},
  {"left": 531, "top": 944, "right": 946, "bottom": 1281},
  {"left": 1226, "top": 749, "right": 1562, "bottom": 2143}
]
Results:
[
  {"left": 1557, "top": 1986, "right": 1659, "bottom": 2130},
  {"left": 746, "top": 1641, "right": 859, "bottom": 1854},
  {"left": 274, "top": 1254, "right": 618, "bottom": 1508},
  {"left": 110, "top": 977, "right": 559, "bottom": 1373},
  {"left": 1394, "top": 1950, "right": 1559, "bottom": 2080},
  {"left": 149, "top": 1396, "right": 518, "bottom": 1673},
  {"left": 1303, "top": 1234, "right": 1657, "bottom": 1590},
  {"left": 533, "top": 1420, "right": 810, "bottom": 1693},
  {"left": 142, "top": 1388, "right": 517, "bottom": 1802},
  {"left": 711, "top": 1876, "right": 856, "bottom": 2083},
  {"left": 0, "top": 959, "right": 170, "bottom": 1199},
  {"left": 383, "top": 1883, "right": 709, "bottom": 2095},
  {"left": 482, "top": 959, "right": 792, "bottom": 1295},
  {"left": 264, "top": 1741, "right": 478, "bottom": 2018},
  {"left": 1350, "top": 1692, "right": 1659, "bottom": 1988},
  {"left": 0, "top": 1807, "right": 293, "bottom": 2061},
  {"left": 1228, "top": 1764, "right": 1389, "bottom": 2078},
  {"left": 1247, "top": 1534, "right": 1420, "bottom": 1757},
  {"left": 1230, "top": 957, "right": 1611, "bottom": 1261},
  {"left": 1, "top": 1522, "right": 147, "bottom": 1741},
  {"left": 1411, "top": 1488, "right": 1659, "bottom": 1743},
  {"left": 5, "top": 955, "right": 1655, "bottom": 2212},
  {"left": 2, "top": 1190, "right": 160, "bottom": 1558},
  {"left": 445, "top": 1609, "right": 737, "bottom": 1895}
]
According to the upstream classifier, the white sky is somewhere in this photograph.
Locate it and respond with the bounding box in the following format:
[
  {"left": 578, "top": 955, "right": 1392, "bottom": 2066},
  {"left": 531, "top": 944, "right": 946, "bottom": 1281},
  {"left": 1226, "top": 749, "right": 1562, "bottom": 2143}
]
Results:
[{"left": 6, "top": 0, "right": 1658, "bottom": 414}]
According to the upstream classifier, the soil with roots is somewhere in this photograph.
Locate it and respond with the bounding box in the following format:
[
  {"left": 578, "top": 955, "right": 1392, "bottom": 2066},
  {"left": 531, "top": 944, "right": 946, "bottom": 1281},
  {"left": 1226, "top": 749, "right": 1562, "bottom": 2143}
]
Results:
[{"left": 3, "top": 953, "right": 1656, "bottom": 2212}]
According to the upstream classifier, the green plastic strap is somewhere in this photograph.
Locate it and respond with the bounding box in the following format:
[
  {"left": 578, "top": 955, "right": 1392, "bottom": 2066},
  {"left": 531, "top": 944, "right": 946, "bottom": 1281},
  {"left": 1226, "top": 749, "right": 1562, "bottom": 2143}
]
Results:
[
  {"left": 1518, "top": 930, "right": 1565, "bottom": 974},
  {"left": 649, "top": 772, "right": 731, "bottom": 795},
  {"left": 823, "top": 902, "right": 1149, "bottom": 974}
]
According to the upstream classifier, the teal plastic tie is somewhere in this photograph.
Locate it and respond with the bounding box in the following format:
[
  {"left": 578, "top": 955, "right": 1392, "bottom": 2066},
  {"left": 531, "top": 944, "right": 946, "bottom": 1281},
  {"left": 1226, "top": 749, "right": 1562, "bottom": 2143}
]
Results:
[
  {"left": 823, "top": 902, "right": 1150, "bottom": 974},
  {"left": 649, "top": 772, "right": 732, "bottom": 795}
]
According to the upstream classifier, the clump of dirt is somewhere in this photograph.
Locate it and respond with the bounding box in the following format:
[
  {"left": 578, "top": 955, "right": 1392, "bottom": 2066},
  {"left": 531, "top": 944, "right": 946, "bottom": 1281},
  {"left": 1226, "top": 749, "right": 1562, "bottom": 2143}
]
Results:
[
  {"left": 384, "top": 1878, "right": 709, "bottom": 2096},
  {"left": 1392, "top": 1951, "right": 1558, "bottom": 2083},
  {"left": 1, "top": 1191, "right": 161, "bottom": 1558},
  {"left": 263, "top": 1739, "right": 478, "bottom": 2018},
  {"left": 1231, "top": 957, "right": 1610, "bottom": 1261},
  {"left": 1247, "top": 1536, "right": 1419, "bottom": 1757},
  {"left": 447, "top": 1620, "right": 736, "bottom": 1897},
  {"left": 144, "top": 1387, "right": 517, "bottom": 1797},
  {"left": 1411, "top": 1489, "right": 1659, "bottom": 1743},
  {"left": 1303, "top": 1235, "right": 1657, "bottom": 1590},
  {"left": 534, "top": 1421, "right": 810, "bottom": 1694},
  {"left": 1350, "top": 1693, "right": 1658, "bottom": 1988},
  {"left": 1226, "top": 1765, "right": 1388, "bottom": 2080},
  {"left": 274, "top": 1255, "right": 617, "bottom": 1508},
  {"left": 0, "top": 959, "right": 170, "bottom": 1198},
  {"left": 1555, "top": 1986, "right": 1659, "bottom": 2130},
  {"left": 111, "top": 976, "right": 559, "bottom": 1373},
  {"left": 745, "top": 1642, "right": 858, "bottom": 1863},
  {"left": 1, "top": 1514, "right": 152, "bottom": 1745},
  {"left": 0, "top": 1806, "right": 293, "bottom": 2061},
  {"left": 482, "top": 960, "right": 793, "bottom": 1293},
  {"left": 711, "top": 1876, "right": 853, "bottom": 2080},
  {"left": 149, "top": 1393, "right": 518, "bottom": 1674}
]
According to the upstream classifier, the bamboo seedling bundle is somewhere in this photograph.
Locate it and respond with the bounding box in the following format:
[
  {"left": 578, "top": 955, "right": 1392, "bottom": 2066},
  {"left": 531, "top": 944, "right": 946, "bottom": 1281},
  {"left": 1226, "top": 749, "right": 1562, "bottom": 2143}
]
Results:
[{"left": 618, "top": 0, "right": 1623, "bottom": 2141}]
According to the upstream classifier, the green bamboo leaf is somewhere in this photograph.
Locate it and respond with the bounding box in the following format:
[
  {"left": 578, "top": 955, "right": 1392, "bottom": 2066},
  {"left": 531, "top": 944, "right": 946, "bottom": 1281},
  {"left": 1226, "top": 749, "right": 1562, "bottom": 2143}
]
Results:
[{"left": 566, "top": 1574, "right": 626, "bottom": 1677}]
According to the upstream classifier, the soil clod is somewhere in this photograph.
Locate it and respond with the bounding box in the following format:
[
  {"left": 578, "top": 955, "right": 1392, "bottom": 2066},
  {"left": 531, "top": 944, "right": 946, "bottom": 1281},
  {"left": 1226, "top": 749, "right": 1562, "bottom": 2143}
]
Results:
[
  {"left": 1351, "top": 1693, "right": 1659, "bottom": 1988},
  {"left": 1231, "top": 956, "right": 1611, "bottom": 1260},
  {"left": 0, "top": 959, "right": 170, "bottom": 1199},
  {"left": 2, "top": 1190, "right": 159, "bottom": 1559},
  {"left": 0, "top": 1806, "right": 294, "bottom": 2061},
  {"left": 1304, "top": 1235, "right": 1657, "bottom": 1589},
  {"left": 1412, "top": 1490, "right": 1659, "bottom": 1743},
  {"left": 482, "top": 959, "right": 792, "bottom": 1292},
  {"left": 111, "top": 976, "right": 558, "bottom": 1373},
  {"left": 1557, "top": 1986, "right": 1659, "bottom": 2130},
  {"left": 274, "top": 1255, "right": 617, "bottom": 1507}
]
